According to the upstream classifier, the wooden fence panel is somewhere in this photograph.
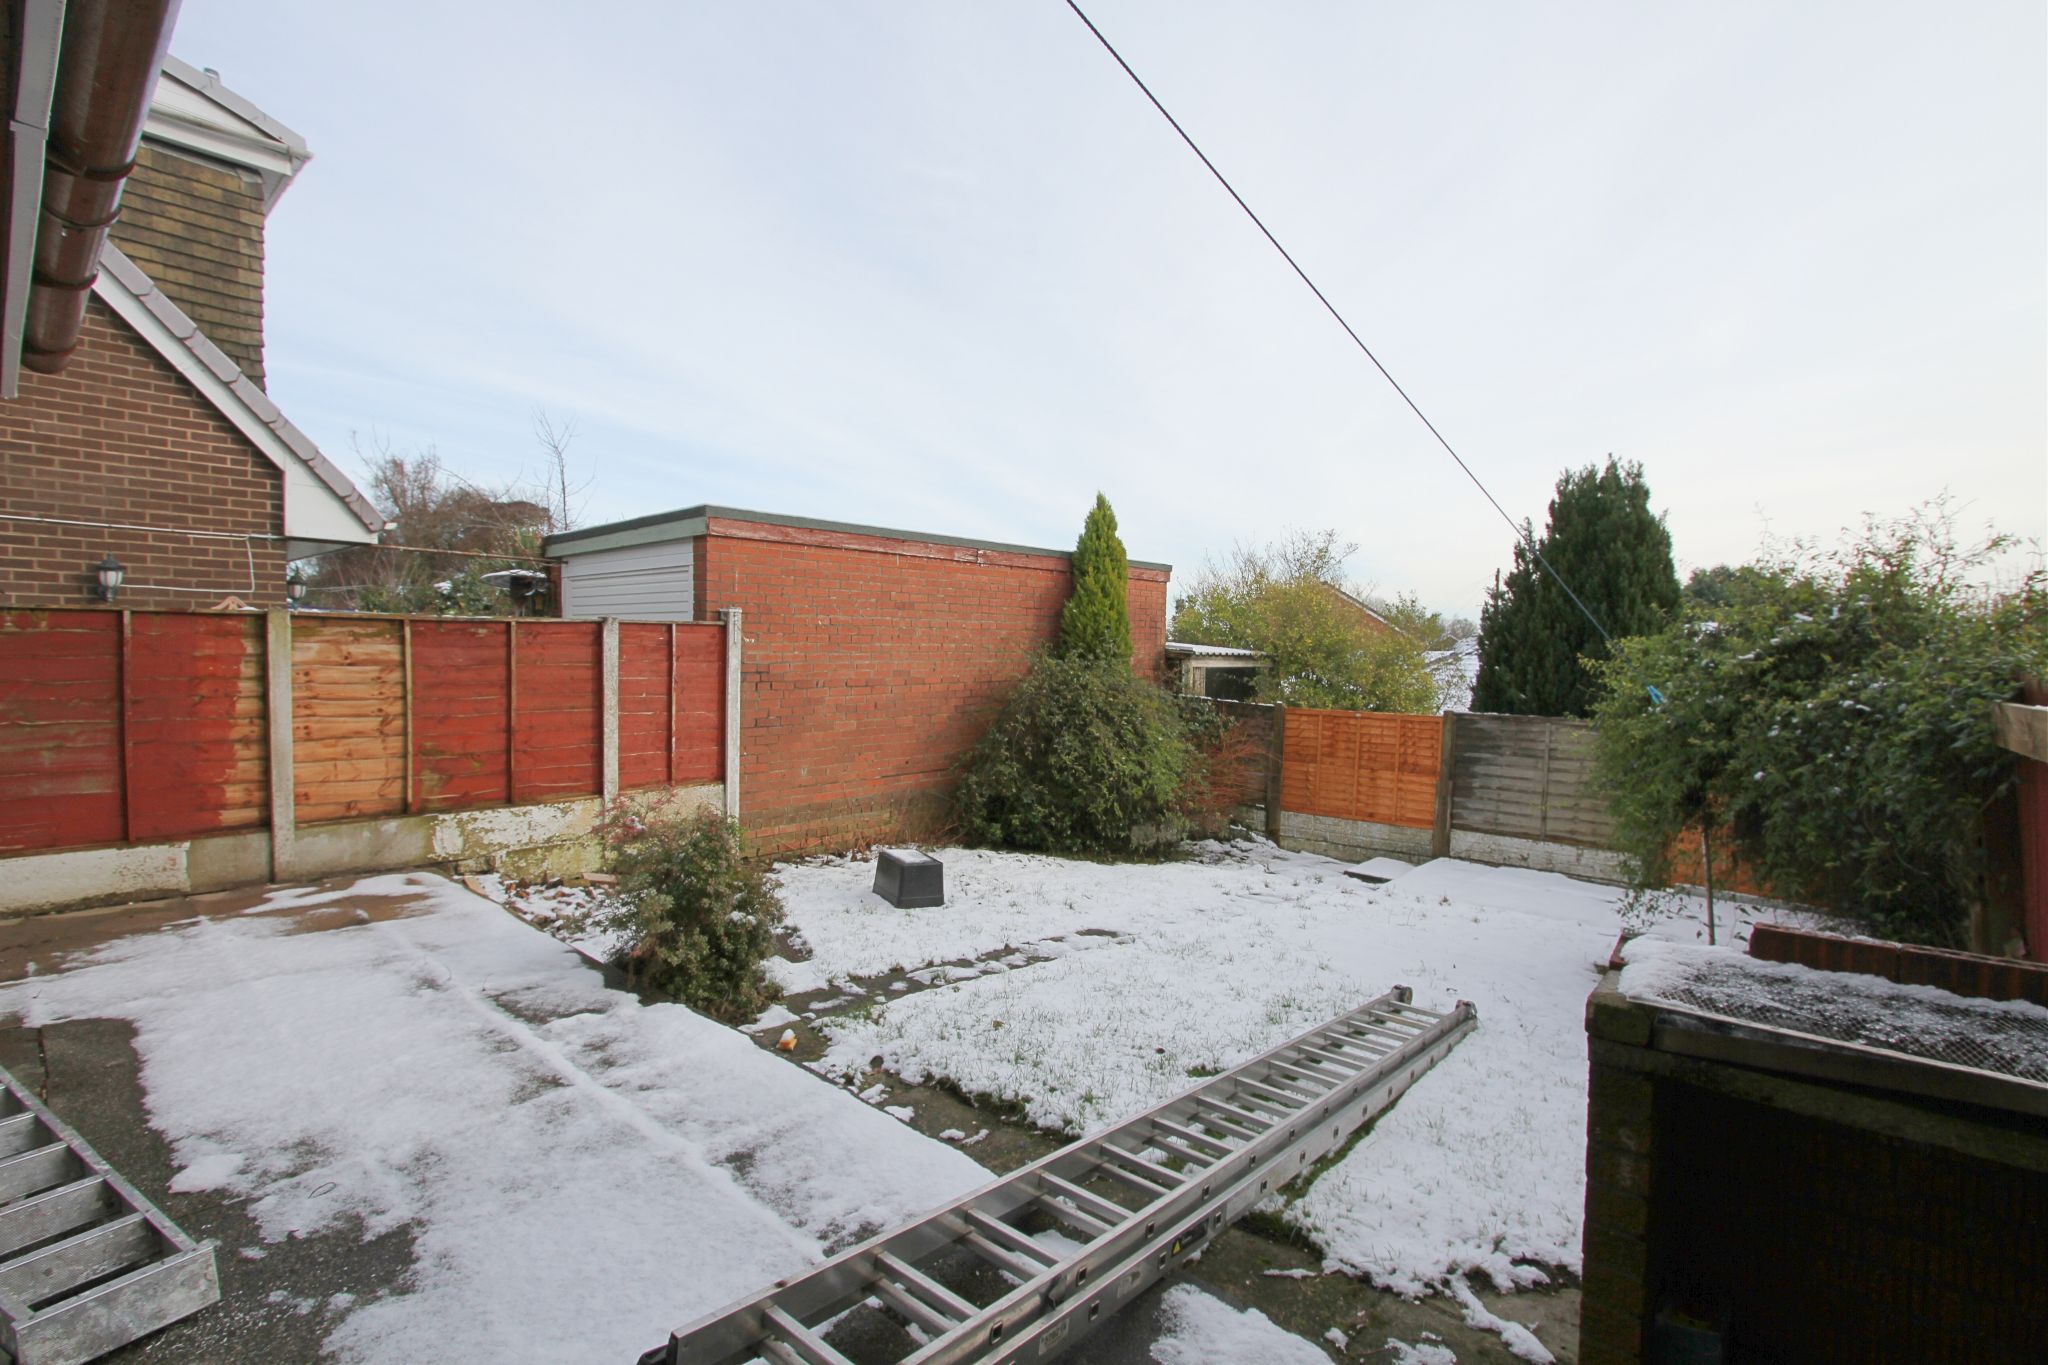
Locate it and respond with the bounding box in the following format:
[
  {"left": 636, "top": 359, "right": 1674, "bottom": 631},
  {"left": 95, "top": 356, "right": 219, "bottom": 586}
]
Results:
[
  {"left": 618, "top": 622, "right": 672, "bottom": 791},
  {"left": 0, "top": 610, "right": 124, "bottom": 850},
  {"left": 4, "top": 608, "right": 728, "bottom": 855},
  {"left": 292, "top": 617, "right": 404, "bottom": 825},
  {"left": 128, "top": 613, "right": 267, "bottom": 839},
  {"left": 511, "top": 621, "right": 602, "bottom": 803},
  {"left": 1450, "top": 713, "right": 1617, "bottom": 848},
  {"left": 673, "top": 622, "right": 725, "bottom": 785},
  {"left": 410, "top": 620, "right": 512, "bottom": 811},
  {"left": 1280, "top": 709, "right": 1441, "bottom": 829}
]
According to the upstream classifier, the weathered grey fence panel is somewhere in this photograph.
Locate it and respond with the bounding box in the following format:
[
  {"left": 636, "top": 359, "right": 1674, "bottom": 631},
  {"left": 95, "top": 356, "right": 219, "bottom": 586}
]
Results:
[{"left": 1449, "top": 713, "right": 1617, "bottom": 848}]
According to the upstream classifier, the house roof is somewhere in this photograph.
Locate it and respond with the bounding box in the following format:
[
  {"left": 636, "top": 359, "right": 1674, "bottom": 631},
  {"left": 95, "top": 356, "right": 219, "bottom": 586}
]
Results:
[
  {"left": 94, "top": 244, "right": 382, "bottom": 552},
  {"left": 546, "top": 504, "right": 1172, "bottom": 572},
  {"left": 1322, "top": 582, "right": 1400, "bottom": 634},
  {"left": 145, "top": 57, "right": 312, "bottom": 210}
]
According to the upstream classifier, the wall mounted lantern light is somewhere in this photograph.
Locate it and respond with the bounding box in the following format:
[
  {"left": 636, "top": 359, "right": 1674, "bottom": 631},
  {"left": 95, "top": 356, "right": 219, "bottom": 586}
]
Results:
[
  {"left": 285, "top": 570, "right": 307, "bottom": 606},
  {"left": 94, "top": 554, "right": 124, "bottom": 602}
]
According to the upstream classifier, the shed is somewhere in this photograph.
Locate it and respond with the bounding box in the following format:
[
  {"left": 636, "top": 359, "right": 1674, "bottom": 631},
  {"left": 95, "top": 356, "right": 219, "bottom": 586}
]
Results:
[
  {"left": 544, "top": 505, "right": 1173, "bottom": 853},
  {"left": 1164, "top": 640, "right": 1268, "bottom": 700}
]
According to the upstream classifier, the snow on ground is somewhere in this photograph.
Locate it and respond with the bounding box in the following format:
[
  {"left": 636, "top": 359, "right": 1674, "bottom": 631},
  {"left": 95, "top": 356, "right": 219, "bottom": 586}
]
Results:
[
  {"left": 786, "top": 839, "right": 1795, "bottom": 1302},
  {"left": 1146, "top": 1284, "right": 1330, "bottom": 1364},
  {"left": 0, "top": 872, "right": 987, "bottom": 1364}
]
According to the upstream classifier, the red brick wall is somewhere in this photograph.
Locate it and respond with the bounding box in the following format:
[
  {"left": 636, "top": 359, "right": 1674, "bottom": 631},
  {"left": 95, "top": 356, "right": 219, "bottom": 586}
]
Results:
[
  {"left": 694, "top": 517, "right": 1170, "bottom": 853},
  {"left": 0, "top": 299, "right": 286, "bottom": 609}
]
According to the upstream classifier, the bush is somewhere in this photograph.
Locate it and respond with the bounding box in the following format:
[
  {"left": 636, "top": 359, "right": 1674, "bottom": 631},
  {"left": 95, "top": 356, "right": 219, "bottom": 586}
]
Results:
[
  {"left": 1591, "top": 506, "right": 2046, "bottom": 946},
  {"left": 594, "top": 802, "right": 783, "bottom": 1018},
  {"left": 955, "top": 654, "right": 1200, "bottom": 854}
]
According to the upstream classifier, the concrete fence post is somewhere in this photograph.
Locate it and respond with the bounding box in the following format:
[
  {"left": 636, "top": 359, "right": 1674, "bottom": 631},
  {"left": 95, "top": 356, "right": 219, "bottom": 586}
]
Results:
[
  {"left": 600, "top": 618, "right": 620, "bottom": 804},
  {"left": 720, "top": 607, "right": 743, "bottom": 819},
  {"left": 264, "top": 609, "right": 296, "bottom": 882},
  {"left": 1431, "top": 710, "right": 1460, "bottom": 859}
]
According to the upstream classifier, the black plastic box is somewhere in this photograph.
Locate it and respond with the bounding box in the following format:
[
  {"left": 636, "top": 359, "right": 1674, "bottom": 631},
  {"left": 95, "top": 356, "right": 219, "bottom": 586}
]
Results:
[{"left": 873, "top": 848, "right": 944, "bottom": 908}]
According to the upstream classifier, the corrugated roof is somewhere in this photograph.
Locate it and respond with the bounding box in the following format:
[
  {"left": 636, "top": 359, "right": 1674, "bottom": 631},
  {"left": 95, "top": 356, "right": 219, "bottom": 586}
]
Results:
[{"left": 1165, "top": 640, "right": 1266, "bottom": 659}]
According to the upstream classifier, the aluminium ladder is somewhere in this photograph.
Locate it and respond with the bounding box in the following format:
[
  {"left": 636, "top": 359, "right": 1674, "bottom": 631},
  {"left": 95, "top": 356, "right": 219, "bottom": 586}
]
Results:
[
  {"left": 0, "top": 1065, "right": 219, "bottom": 1365},
  {"left": 651, "top": 986, "right": 1476, "bottom": 1365}
]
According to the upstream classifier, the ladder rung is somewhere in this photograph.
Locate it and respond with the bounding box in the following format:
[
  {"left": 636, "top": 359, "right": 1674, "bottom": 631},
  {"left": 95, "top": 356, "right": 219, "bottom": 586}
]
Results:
[
  {"left": 1264, "top": 1063, "right": 1339, "bottom": 1093},
  {"left": 872, "top": 1274, "right": 957, "bottom": 1336},
  {"left": 1038, "top": 1173, "right": 1131, "bottom": 1232},
  {"left": 1149, "top": 1117, "right": 1235, "bottom": 1159},
  {"left": 1095, "top": 1143, "right": 1187, "bottom": 1188},
  {"left": 1343, "top": 1019, "right": 1416, "bottom": 1046},
  {"left": 1221, "top": 1086, "right": 1296, "bottom": 1120},
  {"left": 1088, "top": 1154, "right": 1176, "bottom": 1199},
  {"left": 762, "top": 1303, "right": 856, "bottom": 1365},
  {"left": 0, "top": 1112, "right": 44, "bottom": 1159},
  {"left": 0, "top": 1211, "right": 153, "bottom": 1307},
  {"left": 962, "top": 1209, "right": 1061, "bottom": 1267},
  {"left": 1192, "top": 1097, "right": 1270, "bottom": 1134},
  {"left": 1235, "top": 1078, "right": 1314, "bottom": 1111},
  {"left": 0, "top": 1176, "right": 119, "bottom": 1258},
  {"left": 1031, "top": 1189, "right": 1113, "bottom": 1241},
  {"left": 1291, "top": 1044, "right": 1366, "bottom": 1071},
  {"left": 0, "top": 1142, "right": 80, "bottom": 1205},
  {"left": 876, "top": 1251, "right": 980, "bottom": 1324},
  {"left": 1361, "top": 1009, "right": 1426, "bottom": 1034},
  {"left": 963, "top": 1231, "right": 1040, "bottom": 1282}
]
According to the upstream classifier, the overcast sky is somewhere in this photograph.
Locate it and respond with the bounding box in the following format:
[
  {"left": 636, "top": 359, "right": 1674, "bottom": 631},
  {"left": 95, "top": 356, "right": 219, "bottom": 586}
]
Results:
[{"left": 170, "top": 1, "right": 2044, "bottom": 617}]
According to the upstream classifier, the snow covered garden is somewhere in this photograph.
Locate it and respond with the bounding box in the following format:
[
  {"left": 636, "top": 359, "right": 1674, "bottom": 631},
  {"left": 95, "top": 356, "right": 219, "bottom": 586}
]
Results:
[
  {"left": 0, "top": 841, "right": 1787, "bottom": 1363},
  {"left": 764, "top": 840, "right": 1775, "bottom": 1359}
]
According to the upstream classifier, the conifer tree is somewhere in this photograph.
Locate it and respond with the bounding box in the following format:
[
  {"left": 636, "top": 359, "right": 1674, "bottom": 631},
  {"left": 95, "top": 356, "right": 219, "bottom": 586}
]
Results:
[
  {"left": 1472, "top": 458, "right": 1679, "bottom": 716},
  {"left": 1059, "top": 493, "right": 1132, "bottom": 662}
]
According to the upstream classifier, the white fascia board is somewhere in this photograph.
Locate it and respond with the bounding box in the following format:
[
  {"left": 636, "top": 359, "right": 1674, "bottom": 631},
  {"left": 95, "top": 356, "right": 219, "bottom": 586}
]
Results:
[
  {"left": 91, "top": 248, "right": 380, "bottom": 546},
  {"left": 145, "top": 58, "right": 312, "bottom": 210}
]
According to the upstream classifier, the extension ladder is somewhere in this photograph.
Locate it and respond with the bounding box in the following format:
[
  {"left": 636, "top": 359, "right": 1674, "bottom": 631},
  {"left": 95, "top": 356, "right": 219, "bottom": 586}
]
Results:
[
  {"left": 0, "top": 1065, "right": 218, "bottom": 1365},
  {"left": 652, "top": 986, "right": 1476, "bottom": 1365}
]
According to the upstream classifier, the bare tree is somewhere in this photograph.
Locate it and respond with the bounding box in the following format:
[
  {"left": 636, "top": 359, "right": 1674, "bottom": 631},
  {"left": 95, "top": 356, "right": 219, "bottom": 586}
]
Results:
[{"left": 532, "top": 409, "right": 592, "bottom": 533}]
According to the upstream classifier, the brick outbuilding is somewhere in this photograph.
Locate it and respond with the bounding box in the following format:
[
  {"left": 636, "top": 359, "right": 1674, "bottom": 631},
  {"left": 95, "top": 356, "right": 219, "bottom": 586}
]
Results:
[{"left": 546, "top": 506, "right": 1170, "bottom": 853}]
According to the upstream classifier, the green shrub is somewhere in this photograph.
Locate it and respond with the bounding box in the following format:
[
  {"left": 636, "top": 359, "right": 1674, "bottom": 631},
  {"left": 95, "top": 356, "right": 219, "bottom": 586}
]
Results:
[
  {"left": 594, "top": 802, "right": 783, "bottom": 1018},
  {"left": 955, "top": 653, "right": 1198, "bottom": 854},
  {"left": 1591, "top": 506, "right": 2046, "bottom": 946}
]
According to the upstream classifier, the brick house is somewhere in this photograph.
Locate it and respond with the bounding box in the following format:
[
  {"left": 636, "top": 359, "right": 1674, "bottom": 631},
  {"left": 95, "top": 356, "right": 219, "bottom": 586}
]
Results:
[
  {"left": 546, "top": 506, "right": 1171, "bottom": 852},
  {"left": 0, "top": 40, "right": 380, "bottom": 610}
]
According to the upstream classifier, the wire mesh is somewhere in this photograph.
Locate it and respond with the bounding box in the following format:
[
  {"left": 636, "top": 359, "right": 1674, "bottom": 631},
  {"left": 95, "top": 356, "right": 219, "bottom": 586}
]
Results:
[{"left": 1643, "top": 957, "right": 2048, "bottom": 1085}]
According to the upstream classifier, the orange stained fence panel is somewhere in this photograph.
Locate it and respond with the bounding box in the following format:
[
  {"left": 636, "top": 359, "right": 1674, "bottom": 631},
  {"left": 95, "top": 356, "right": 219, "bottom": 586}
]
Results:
[{"left": 1279, "top": 708, "right": 1443, "bottom": 829}]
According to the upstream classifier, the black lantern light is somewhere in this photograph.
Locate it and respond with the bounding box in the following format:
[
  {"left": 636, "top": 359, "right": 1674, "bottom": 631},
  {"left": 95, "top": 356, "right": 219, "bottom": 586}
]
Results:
[
  {"left": 285, "top": 569, "right": 307, "bottom": 605},
  {"left": 94, "top": 554, "right": 124, "bottom": 602}
]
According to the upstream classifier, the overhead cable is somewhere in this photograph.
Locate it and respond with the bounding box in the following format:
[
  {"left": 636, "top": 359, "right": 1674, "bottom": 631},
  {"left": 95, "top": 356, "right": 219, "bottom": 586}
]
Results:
[{"left": 1062, "top": 1, "right": 1615, "bottom": 646}]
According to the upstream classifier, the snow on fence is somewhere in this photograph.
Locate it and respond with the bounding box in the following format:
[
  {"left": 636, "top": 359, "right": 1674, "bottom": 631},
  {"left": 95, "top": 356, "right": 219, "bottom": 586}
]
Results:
[{"left": 0, "top": 607, "right": 727, "bottom": 858}]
